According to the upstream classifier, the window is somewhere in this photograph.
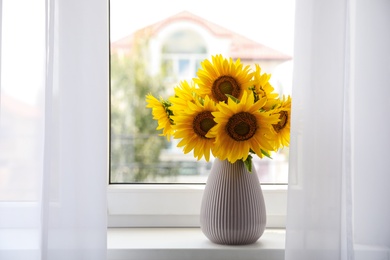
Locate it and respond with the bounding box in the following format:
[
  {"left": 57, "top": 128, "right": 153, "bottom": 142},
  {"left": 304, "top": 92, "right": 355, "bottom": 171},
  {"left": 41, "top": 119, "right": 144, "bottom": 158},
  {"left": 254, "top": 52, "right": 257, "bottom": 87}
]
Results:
[
  {"left": 0, "top": 0, "right": 45, "bottom": 203},
  {"left": 108, "top": 0, "right": 295, "bottom": 227}
]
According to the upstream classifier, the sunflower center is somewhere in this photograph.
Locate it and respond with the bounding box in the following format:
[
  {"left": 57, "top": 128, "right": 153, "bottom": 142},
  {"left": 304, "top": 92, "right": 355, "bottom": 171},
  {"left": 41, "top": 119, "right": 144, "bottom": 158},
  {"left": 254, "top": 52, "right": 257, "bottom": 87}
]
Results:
[
  {"left": 212, "top": 76, "right": 241, "bottom": 102},
  {"left": 226, "top": 112, "right": 257, "bottom": 141},
  {"left": 193, "top": 111, "right": 216, "bottom": 138},
  {"left": 273, "top": 111, "right": 288, "bottom": 133}
]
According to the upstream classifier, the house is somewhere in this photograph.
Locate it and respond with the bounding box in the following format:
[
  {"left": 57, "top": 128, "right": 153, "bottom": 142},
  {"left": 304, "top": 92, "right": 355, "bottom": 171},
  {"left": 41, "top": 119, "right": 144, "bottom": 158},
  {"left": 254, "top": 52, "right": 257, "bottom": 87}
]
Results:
[{"left": 111, "top": 11, "right": 292, "bottom": 81}]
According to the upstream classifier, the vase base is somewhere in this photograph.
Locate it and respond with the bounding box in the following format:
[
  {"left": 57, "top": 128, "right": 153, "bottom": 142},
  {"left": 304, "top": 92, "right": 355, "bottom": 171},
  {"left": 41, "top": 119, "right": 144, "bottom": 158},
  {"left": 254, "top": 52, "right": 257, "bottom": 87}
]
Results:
[{"left": 206, "top": 237, "right": 262, "bottom": 246}]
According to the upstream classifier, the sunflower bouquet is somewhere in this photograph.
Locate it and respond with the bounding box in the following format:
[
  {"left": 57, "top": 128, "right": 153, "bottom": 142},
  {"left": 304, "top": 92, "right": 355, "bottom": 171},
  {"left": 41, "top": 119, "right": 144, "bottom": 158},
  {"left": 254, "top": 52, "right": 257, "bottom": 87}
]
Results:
[{"left": 146, "top": 54, "right": 291, "bottom": 172}]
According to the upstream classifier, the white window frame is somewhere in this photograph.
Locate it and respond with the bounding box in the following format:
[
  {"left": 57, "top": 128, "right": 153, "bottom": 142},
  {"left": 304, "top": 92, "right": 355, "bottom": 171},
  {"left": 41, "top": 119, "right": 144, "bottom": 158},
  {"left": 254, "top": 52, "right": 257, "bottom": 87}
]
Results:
[{"left": 107, "top": 0, "right": 289, "bottom": 229}]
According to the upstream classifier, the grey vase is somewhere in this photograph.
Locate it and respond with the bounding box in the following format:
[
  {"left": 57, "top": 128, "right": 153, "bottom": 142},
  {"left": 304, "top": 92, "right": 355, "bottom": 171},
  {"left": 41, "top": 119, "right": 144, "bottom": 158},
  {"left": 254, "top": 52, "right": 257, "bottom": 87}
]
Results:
[{"left": 200, "top": 158, "right": 266, "bottom": 245}]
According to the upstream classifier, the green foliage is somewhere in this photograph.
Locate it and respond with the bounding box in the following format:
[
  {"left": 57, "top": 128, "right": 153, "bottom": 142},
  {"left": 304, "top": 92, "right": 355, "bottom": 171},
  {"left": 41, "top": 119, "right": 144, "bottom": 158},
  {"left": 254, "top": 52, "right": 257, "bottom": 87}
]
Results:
[
  {"left": 225, "top": 94, "right": 240, "bottom": 104},
  {"left": 243, "top": 154, "right": 253, "bottom": 173},
  {"left": 110, "top": 37, "right": 172, "bottom": 182}
]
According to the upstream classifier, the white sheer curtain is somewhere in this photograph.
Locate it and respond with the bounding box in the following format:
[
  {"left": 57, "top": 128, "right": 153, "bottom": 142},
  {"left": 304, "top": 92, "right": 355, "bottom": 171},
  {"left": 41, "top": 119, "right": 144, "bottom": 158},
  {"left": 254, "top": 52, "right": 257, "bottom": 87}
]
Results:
[
  {"left": 0, "top": 0, "right": 108, "bottom": 259},
  {"left": 286, "top": 0, "right": 390, "bottom": 259}
]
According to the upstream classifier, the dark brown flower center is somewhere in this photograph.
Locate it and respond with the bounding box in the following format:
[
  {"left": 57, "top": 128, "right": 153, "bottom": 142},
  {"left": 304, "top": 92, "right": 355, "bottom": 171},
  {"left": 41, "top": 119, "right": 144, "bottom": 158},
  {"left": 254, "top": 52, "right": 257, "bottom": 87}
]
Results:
[
  {"left": 193, "top": 111, "right": 216, "bottom": 138},
  {"left": 226, "top": 112, "right": 257, "bottom": 141},
  {"left": 273, "top": 111, "right": 288, "bottom": 133},
  {"left": 212, "top": 76, "right": 241, "bottom": 102}
]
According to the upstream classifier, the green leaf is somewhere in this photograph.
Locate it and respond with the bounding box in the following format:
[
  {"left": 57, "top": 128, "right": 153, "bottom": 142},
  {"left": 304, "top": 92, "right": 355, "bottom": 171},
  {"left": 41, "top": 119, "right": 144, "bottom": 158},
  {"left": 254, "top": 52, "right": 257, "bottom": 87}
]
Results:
[
  {"left": 244, "top": 155, "right": 253, "bottom": 173},
  {"left": 225, "top": 94, "right": 240, "bottom": 104},
  {"left": 261, "top": 149, "right": 273, "bottom": 159}
]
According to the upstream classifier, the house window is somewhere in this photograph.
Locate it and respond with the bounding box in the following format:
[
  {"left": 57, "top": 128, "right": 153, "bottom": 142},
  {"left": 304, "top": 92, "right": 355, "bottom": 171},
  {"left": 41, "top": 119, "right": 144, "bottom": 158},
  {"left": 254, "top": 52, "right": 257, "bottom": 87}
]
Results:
[{"left": 161, "top": 30, "right": 208, "bottom": 81}]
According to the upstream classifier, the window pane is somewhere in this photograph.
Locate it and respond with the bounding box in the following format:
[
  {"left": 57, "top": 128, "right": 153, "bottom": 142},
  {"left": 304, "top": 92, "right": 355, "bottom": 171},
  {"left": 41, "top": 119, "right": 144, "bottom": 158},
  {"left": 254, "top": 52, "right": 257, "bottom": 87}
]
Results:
[
  {"left": 178, "top": 59, "right": 190, "bottom": 77},
  {"left": 109, "top": 0, "right": 294, "bottom": 184},
  {"left": 0, "top": 0, "right": 45, "bottom": 200}
]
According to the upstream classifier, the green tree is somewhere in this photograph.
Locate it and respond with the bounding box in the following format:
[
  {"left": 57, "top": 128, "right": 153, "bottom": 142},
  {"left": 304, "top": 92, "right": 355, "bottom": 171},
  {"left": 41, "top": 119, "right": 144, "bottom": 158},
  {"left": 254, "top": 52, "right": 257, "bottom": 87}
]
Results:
[{"left": 110, "top": 36, "right": 175, "bottom": 182}]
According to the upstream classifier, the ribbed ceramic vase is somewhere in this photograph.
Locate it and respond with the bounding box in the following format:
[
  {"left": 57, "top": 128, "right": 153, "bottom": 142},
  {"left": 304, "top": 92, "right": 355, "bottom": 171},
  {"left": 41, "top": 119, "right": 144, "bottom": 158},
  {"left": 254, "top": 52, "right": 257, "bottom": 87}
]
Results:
[{"left": 200, "top": 158, "right": 266, "bottom": 245}]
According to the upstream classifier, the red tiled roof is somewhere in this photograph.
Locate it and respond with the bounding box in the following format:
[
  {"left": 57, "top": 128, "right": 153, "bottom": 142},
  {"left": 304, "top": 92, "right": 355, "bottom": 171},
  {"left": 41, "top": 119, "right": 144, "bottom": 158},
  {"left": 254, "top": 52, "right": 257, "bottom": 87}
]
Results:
[
  {"left": 151, "top": 11, "right": 234, "bottom": 37},
  {"left": 111, "top": 34, "right": 134, "bottom": 53},
  {"left": 229, "top": 34, "right": 292, "bottom": 61},
  {"left": 112, "top": 11, "right": 291, "bottom": 61}
]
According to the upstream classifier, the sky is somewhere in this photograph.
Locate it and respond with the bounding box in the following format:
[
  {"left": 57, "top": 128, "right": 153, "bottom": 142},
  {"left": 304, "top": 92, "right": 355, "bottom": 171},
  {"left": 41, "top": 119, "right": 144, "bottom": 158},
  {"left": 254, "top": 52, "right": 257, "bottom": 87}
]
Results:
[{"left": 110, "top": 0, "right": 296, "bottom": 56}]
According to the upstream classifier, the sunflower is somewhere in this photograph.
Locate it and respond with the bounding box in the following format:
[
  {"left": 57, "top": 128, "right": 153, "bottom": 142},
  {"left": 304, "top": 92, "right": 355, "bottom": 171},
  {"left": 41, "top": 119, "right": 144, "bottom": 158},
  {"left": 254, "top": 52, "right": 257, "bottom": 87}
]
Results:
[
  {"left": 145, "top": 93, "right": 174, "bottom": 140},
  {"left": 169, "top": 80, "right": 198, "bottom": 115},
  {"left": 194, "top": 54, "right": 254, "bottom": 103},
  {"left": 171, "top": 95, "right": 217, "bottom": 161},
  {"left": 271, "top": 95, "right": 292, "bottom": 149},
  {"left": 207, "top": 91, "right": 280, "bottom": 163},
  {"left": 251, "top": 64, "right": 279, "bottom": 109}
]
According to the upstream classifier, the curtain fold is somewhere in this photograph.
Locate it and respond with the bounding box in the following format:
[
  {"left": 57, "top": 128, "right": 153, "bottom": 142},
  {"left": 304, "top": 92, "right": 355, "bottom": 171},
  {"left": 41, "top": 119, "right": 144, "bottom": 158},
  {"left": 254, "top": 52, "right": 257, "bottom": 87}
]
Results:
[
  {"left": 286, "top": 0, "right": 390, "bottom": 259},
  {"left": 0, "top": 1, "right": 108, "bottom": 259}
]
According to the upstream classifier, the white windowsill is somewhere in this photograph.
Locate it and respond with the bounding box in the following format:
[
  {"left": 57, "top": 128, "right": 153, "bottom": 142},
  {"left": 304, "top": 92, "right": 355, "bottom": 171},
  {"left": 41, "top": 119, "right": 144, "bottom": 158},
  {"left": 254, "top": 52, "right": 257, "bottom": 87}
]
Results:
[
  {"left": 107, "top": 184, "right": 288, "bottom": 228},
  {"left": 107, "top": 227, "right": 286, "bottom": 260}
]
